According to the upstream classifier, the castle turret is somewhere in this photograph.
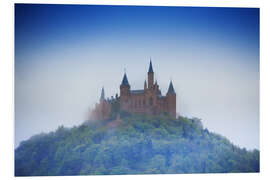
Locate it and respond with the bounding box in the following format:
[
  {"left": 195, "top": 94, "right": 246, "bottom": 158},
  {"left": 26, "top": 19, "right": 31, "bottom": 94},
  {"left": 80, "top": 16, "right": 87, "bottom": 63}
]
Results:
[
  {"left": 154, "top": 80, "right": 158, "bottom": 91},
  {"left": 144, "top": 80, "right": 147, "bottom": 90},
  {"left": 148, "top": 60, "right": 154, "bottom": 88},
  {"left": 92, "top": 87, "right": 111, "bottom": 120},
  {"left": 120, "top": 72, "right": 130, "bottom": 110},
  {"left": 166, "top": 80, "right": 176, "bottom": 118},
  {"left": 100, "top": 87, "right": 105, "bottom": 102},
  {"left": 120, "top": 72, "right": 130, "bottom": 94},
  {"left": 167, "top": 81, "right": 176, "bottom": 95}
]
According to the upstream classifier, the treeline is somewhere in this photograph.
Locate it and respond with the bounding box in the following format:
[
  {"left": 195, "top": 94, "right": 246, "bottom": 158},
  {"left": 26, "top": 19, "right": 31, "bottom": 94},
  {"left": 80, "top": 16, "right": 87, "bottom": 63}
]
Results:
[{"left": 15, "top": 112, "right": 259, "bottom": 176}]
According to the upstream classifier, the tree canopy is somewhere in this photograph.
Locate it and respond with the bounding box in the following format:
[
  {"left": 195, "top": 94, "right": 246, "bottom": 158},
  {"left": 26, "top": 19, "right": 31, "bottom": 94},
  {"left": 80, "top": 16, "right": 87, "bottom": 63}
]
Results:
[{"left": 15, "top": 112, "right": 259, "bottom": 176}]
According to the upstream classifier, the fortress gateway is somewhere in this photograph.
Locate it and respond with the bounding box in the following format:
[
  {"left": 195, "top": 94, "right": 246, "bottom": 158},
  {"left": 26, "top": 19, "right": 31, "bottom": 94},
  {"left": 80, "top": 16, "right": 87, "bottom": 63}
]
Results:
[{"left": 91, "top": 61, "right": 176, "bottom": 120}]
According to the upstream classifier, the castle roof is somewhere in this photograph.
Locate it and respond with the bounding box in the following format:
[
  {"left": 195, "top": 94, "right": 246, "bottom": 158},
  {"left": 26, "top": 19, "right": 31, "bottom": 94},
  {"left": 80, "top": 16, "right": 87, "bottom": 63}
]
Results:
[
  {"left": 167, "top": 81, "right": 176, "bottom": 94},
  {"left": 148, "top": 60, "right": 153, "bottom": 73},
  {"left": 130, "top": 89, "right": 144, "bottom": 94},
  {"left": 121, "top": 73, "right": 130, "bottom": 87}
]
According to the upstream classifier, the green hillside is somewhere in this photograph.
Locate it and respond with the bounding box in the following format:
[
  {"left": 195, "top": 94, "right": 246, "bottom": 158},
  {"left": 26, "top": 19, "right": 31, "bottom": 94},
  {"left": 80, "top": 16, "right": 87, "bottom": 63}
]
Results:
[{"left": 15, "top": 112, "right": 259, "bottom": 176}]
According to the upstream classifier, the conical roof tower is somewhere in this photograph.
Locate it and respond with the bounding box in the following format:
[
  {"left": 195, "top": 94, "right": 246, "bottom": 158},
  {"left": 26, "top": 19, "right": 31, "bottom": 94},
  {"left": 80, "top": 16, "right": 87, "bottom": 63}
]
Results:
[
  {"left": 167, "top": 80, "right": 176, "bottom": 95},
  {"left": 121, "top": 72, "right": 130, "bottom": 87}
]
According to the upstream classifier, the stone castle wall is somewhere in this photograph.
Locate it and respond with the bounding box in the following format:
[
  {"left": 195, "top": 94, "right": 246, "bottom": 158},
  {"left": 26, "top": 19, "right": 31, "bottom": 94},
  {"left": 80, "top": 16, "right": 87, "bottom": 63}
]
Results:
[
  {"left": 119, "top": 87, "right": 176, "bottom": 118},
  {"left": 91, "top": 100, "right": 111, "bottom": 120}
]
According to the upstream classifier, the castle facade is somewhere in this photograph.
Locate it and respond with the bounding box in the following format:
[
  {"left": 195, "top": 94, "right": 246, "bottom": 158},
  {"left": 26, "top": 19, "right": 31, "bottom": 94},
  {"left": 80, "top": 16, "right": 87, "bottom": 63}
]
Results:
[{"left": 91, "top": 61, "right": 176, "bottom": 120}]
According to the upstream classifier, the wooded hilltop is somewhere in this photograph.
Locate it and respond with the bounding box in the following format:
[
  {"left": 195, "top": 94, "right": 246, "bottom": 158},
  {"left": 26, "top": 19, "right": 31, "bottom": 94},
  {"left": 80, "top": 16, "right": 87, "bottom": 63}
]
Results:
[{"left": 15, "top": 111, "right": 259, "bottom": 176}]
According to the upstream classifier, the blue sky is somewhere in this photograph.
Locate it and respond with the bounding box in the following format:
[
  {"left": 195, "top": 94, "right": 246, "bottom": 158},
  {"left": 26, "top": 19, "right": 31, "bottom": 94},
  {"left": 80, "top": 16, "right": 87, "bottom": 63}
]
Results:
[{"left": 15, "top": 4, "right": 259, "bottom": 149}]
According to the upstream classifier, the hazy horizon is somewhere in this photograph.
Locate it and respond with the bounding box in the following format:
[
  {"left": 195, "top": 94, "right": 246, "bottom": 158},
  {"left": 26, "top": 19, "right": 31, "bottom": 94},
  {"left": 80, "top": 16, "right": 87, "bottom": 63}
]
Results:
[{"left": 15, "top": 4, "right": 259, "bottom": 150}]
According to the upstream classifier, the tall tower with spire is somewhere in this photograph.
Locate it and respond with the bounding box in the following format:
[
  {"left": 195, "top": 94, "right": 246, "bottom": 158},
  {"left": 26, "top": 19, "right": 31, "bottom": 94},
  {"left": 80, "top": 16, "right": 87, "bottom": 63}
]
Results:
[
  {"left": 148, "top": 60, "right": 154, "bottom": 88},
  {"left": 144, "top": 80, "right": 147, "bottom": 90},
  {"left": 91, "top": 87, "right": 112, "bottom": 120},
  {"left": 120, "top": 72, "right": 131, "bottom": 111},
  {"left": 166, "top": 80, "right": 176, "bottom": 118},
  {"left": 100, "top": 87, "right": 105, "bottom": 102}
]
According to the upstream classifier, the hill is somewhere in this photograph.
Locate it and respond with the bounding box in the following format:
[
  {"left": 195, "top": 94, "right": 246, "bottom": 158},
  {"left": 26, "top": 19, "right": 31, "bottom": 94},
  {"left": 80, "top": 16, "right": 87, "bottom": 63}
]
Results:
[{"left": 15, "top": 112, "right": 259, "bottom": 176}]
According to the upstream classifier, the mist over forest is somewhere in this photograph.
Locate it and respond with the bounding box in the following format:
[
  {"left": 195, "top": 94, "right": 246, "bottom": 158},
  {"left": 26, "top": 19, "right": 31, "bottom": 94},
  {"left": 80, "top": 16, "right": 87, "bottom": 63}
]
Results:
[{"left": 15, "top": 111, "right": 259, "bottom": 176}]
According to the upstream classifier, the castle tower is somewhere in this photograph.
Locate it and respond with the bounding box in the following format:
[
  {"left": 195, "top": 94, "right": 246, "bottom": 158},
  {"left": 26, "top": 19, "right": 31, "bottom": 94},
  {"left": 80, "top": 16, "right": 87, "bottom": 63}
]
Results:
[
  {"left": 166, "top": 80, "right": 176, "bottom": 118},
  {"left": 120, "top": 72, "right": 130, "bottom": 111},
  {"left": 144, "top": 80, "right": 147, "bottom": 90},
  {"left": 100, "top": 87, "right": 105, "bottom": 102},
  {"left": 94, "top": 87, "right": 111, "bottom": 120},
  {"left": 148, "top": 60, "right": 154, "bottom": 88},
  {"left": 154, "top": 80, "right": 158, "bottom": 91}
]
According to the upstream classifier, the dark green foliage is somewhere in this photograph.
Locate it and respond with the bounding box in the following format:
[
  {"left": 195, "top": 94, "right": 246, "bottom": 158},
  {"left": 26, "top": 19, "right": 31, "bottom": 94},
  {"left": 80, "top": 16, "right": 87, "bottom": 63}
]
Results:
[{"left": 15, "top": 114, "right": 259, "bottom": 176}]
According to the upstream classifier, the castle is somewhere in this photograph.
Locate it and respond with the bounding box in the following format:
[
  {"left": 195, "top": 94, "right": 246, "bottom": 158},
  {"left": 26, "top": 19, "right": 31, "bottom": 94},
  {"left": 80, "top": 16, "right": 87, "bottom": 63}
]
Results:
[{"left": 91, "top": 60, "right": 176, "bottom": 120}]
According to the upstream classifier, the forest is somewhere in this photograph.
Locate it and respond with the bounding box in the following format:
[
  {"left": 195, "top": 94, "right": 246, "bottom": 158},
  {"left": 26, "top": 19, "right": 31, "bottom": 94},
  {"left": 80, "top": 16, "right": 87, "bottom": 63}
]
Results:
[{"left": 15, "top": 111, "right": 259, "bottom": 176}]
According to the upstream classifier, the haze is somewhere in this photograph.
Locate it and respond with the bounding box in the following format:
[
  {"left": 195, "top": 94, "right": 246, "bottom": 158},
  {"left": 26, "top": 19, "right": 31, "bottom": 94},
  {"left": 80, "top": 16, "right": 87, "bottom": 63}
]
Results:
[{"left": 15, "top": 5, "right": 259, "bottom": 150}]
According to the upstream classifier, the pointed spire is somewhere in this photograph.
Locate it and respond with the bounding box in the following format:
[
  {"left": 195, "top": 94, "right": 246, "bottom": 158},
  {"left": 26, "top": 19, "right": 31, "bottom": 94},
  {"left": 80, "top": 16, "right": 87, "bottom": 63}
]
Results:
[
  {"left": 121, "top": 72, "right": 130, "bottom": 87},
  {"left": 100, "top": 87, "right": 105, "bottom": 101},
  {"left": 167, "top": 80, "right": 176, "bottom": 94},
  {"left": 148, "top": 59, "right": 153, "bottom": 73},
  {"left": 144, "top": 80, "right": 147, "bottom": 89}
]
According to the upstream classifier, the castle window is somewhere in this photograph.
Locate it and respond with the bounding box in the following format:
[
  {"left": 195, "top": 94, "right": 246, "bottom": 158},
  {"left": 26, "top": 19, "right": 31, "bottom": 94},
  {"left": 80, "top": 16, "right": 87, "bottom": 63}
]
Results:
[
  {"left": 143, "top": 100, "right": 145, "bottom": 106},
  {"left": 149, "top": 97, "right": 153, "bottom": 106}
]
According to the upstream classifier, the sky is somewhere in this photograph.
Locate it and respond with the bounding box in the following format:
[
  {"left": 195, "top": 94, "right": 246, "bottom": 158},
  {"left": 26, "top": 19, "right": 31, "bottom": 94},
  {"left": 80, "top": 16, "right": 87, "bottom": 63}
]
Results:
[{"left": 15, "top": 4, "right": 259, "bottom": 150}]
